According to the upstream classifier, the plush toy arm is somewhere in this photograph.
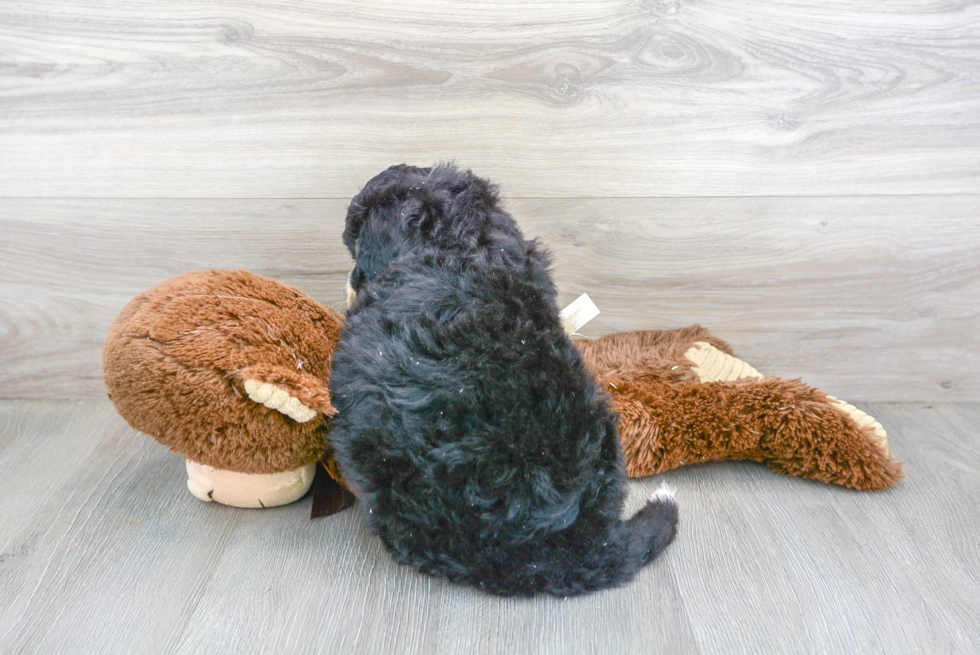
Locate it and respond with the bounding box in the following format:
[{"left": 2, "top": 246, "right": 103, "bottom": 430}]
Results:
[
  {"left": 609, "top": 375, "right": 903, "bottom": 491},
  {"left": 237, "top": 365, "right": 337, "bottom": 420},
  {"left": 685, "top": 341, "right": 891, "bottom": 454},
  {"left": 581, "top": 329, "right": 903, "bottom": 492}
]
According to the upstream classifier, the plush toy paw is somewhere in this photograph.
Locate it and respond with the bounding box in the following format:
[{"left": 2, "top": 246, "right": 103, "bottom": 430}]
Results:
[
  {"left": 577, "top": 328, "right": 904, "bottom": 491},
  {"left": 824, "top": 395, "right": 889, "bottom": 454}
]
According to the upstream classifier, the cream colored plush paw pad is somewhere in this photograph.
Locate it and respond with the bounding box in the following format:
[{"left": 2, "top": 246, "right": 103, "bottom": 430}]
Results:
[
  {"left": 827, "top": 396, "right": 891, "bottom": 455},
  {"left": 185, "top": 460, "right": 317, "bottom": 508},
  {"left": 244, "top": 379, "right": 317, "bottom": 422},
  {"left": 684, "top": 342, "right": 763, "bottom": 382}
]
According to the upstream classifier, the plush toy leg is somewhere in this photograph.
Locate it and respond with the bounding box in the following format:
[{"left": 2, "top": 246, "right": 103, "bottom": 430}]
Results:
[
  {"left": 578, "top": 329, "right": 903, "bottom": 491},
  {"left": 685, "top": 341, "right": 891, "bottom": 455},
  {"left": 185, "top": 459, "right": 317, "bottom": 508}
]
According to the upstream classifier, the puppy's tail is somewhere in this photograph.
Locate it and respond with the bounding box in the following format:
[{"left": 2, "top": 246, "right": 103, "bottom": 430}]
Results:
[
  {"left": 614, "top": 483, "right": 680, "bottom": 572},
  {"left": 536, "top": 484, "right": 679, "bottom": 597}
]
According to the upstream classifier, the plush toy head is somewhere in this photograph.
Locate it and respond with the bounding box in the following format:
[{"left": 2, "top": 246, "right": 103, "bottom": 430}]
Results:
[{"left": 103, "top": 269, "right": 344, "bottom": 507}]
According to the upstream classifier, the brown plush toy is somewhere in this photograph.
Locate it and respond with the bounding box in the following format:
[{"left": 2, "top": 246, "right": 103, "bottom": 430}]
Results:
[
  {"left": 103, "top": 269, "right": 344, "bottom": 508},
  {"left": 103, "top": 270, "right": 902, "bottom": 511}
]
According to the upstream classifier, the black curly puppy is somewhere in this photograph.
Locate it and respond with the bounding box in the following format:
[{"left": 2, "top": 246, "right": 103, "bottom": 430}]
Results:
[{"left": 327, "top": 164, "right": 678, "bottom": 596}]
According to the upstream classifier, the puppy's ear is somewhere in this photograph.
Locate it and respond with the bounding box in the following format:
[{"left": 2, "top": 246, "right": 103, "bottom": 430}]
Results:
[
  {"left": 346, "top": 262, "right": 369, "bottom": 298},
  {"left": 342, "top": 202, "right": 365, "bottom": 258},
  {"left": 344, "top": 164, "right": 432, "bottom": 257},
  {"left": 348, "top": 222, "right": 400, "bottom": 290}
]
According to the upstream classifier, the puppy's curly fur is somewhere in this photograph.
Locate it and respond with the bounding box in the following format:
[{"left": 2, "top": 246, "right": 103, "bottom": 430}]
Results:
[{"left": 327, "top": 164, "right": 678, "bottom": 596}]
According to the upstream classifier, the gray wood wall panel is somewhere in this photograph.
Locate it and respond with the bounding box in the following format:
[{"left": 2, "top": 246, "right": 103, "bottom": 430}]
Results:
[
  {"left": 1, "top": 0, "right": 978, "bottom": 198},
  {"left": 1, "top": 1, "right": 978, "bottom": 397},
  {"left": 1, "top": 400, "right": 977, "bottom": 653},
  {"left": 2, "top": 197, "right": 977, "bottom": 401}
]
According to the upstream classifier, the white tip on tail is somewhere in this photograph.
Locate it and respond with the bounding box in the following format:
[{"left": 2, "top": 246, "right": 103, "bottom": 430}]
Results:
[{"left": 650, "top": 482, "right": 677, "bottom": 504}]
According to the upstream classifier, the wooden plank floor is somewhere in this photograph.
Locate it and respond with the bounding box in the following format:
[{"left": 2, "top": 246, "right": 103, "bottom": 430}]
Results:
[{"left": 1, "top": 399, "right": 977, "bottom": 653}]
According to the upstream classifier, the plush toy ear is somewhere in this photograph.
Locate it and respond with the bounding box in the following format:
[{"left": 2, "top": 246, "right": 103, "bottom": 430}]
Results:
[{"left": 237, "top": 365, "right": 337, "bottom": 420}]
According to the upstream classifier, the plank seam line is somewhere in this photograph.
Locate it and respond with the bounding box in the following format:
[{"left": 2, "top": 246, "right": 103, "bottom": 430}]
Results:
[{"left": 1, "top": 194, "right": 979, "bottom": 201}]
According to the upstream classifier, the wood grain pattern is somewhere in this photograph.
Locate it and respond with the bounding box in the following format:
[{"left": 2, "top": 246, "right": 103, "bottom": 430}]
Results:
[
  {"left": 2, "top": 196, "right": 976, "bottom": 401},
  {"left": 1, "top": 0, "right": 978, "bottom": 198},
  {"left": 1, "top": 400, "right": 977, "bottom": 653},
  {"left": 2, "top": 2, "right": 977, "bottom": 651}
]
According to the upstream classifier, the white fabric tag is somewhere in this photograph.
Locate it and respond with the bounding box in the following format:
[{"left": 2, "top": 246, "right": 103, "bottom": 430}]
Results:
[{"left": 559, "top": 293, "right": 600, "bottom": 335}]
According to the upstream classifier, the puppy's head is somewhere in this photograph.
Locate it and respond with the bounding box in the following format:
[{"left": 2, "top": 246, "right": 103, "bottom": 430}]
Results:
[{"left": 343, "top": 164, "right": 500, "bottom": 302}]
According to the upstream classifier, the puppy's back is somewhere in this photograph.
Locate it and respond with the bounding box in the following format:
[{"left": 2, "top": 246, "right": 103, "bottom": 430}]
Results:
[
  {"left": 330, "top": 254, "right": 677, "bottom": 596},
  {"left": 329, "top": 164, "right": 678, "bottom": 596}
]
